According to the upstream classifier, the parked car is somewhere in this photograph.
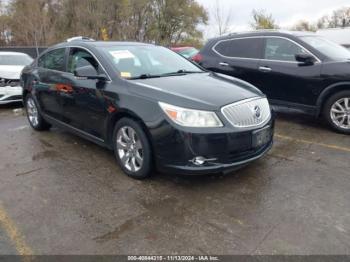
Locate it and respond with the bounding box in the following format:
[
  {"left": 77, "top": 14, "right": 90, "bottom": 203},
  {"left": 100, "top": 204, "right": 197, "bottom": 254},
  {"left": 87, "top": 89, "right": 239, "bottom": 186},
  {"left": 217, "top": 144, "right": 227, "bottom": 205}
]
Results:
[
  {"left": 171, "top": 46, "right": 199, "bottom": 59},
  {"left": 0, "top": 52, "right": 33, "bottom": 104},
  {"left": 195, "top": 30, "right": 350, "bottom": 134},
  {"left": 21, "top": 37, "right": 274, "bottom": 179},
  {"left": 317, "top": 27, "right": 350, "bottom": 50}
]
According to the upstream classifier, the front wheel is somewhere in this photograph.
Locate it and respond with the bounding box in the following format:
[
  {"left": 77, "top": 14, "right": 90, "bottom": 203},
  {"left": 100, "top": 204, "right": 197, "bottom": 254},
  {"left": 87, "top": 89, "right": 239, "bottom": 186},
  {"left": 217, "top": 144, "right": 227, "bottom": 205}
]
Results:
[
  {"left": 25, "top": 94, "right": 51, "bottom": 131},
  {"left": 323, "top": 91, "right": 350, "bottom": 134},
  {"left": 113, "top": 118, "right": 153, "bottom": 179}
]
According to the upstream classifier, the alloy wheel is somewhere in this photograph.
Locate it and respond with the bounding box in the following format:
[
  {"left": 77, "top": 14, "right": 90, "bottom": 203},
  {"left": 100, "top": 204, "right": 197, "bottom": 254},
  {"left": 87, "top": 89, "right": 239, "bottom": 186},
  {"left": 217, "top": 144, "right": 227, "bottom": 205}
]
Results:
[
  {"left": 116, "top": 126, "right": 143, "bottom": 172},
  {"left": 26, "top": 97, "right": 39, "bottom": 127},
  {"left": 330, "top": 97, "right": 350, "bottom": 130}
]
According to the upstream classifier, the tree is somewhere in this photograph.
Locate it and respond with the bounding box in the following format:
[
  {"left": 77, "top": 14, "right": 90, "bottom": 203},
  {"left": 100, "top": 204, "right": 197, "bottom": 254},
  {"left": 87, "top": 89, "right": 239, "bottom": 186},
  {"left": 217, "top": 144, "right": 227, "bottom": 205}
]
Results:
[
  {"left": 6, "top": 0, "right": 60, "bottom": 46},
  {"left": 151, "top": 0, "right": 208, "bottom": 46},
  {"left": 250, "top": 9, "right": 279, "bottom": 30},
  {"left": 317, "top": 7, "right": 350, "bottom": 29},
  {"left": 212, "top": 0, "right": 233, "bottom": 36},
  {"left": 291, "top": 20, "right": 317, "bottom": 32},
  {"left": 1, "top": 0, "right": 208, "bottom": 47},
  {"left": 0, "top": 1, "right": 11, "bottom": 45}
]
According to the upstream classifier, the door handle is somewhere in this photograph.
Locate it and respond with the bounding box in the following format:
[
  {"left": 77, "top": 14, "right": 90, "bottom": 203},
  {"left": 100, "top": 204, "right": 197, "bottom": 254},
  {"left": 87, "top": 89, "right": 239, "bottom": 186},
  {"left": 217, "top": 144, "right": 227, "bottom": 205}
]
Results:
[
  {"left": 219, "top": 62, "right": 229, "bottom": 67},
  {"left": 258, "top": 66, "right": 272, "bottom": 72}
]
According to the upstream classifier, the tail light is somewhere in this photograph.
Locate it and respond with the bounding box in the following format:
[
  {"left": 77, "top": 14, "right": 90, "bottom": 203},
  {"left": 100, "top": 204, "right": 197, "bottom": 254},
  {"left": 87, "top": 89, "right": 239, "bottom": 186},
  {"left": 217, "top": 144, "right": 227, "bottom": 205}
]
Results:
[{"left": 192, "top": 53, "right": 203, "bottom": 63}]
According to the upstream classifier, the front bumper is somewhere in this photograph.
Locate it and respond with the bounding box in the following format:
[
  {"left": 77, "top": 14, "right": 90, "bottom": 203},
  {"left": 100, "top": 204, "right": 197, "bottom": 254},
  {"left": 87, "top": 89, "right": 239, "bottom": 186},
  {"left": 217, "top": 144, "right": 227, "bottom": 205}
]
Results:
[
  {"left": 152, "top": 118, "right": 275, "bottom": 175},
  {"left": 0, "top": 86, "right": 22, "bottom": 104}
]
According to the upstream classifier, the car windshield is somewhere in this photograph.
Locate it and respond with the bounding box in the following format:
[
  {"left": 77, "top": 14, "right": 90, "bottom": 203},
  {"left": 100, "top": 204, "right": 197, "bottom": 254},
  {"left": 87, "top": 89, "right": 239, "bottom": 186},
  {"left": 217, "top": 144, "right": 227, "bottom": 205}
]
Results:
[
  {"left": 301, "top": 36, "right": 350, "bottom": 60},
  {"left": 178, "top": 48, "right": 199, "bottom": 58},
  {"left": 102, "top": 45, "right": 204, "bottom": 79},
  {"left": 0, "top": 54, "right": 33, "bottom": 66}
]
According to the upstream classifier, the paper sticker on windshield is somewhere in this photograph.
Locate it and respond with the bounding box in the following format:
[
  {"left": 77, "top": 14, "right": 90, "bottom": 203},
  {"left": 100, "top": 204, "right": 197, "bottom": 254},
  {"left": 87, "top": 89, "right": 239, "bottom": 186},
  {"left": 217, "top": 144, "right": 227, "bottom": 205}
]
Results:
[
  {"left": 109, "top": 50, "right": 135, "bottom": 59},
  {"left": 120, "top": 72, "right": 131, "bottom": 78}
]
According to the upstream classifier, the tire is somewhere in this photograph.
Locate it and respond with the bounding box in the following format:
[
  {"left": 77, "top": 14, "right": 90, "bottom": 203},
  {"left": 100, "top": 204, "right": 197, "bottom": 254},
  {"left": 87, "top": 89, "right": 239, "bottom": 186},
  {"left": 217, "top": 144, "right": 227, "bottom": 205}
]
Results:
[
  {"left": 25, "top": 94, "right": 51, "bottom": 131},
  {"left": 113, "top": 118, "right": 153, "bottom": 179},
  {"left": 323, "top": 90, "right": 350, "bottom": 134}
]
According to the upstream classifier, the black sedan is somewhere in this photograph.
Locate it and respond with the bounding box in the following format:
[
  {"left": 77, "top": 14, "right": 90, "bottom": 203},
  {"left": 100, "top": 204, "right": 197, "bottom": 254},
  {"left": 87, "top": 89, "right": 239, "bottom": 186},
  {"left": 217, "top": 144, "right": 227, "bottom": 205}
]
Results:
[{"left": 21, "top": 37, "right": 274, "bottom": 179}]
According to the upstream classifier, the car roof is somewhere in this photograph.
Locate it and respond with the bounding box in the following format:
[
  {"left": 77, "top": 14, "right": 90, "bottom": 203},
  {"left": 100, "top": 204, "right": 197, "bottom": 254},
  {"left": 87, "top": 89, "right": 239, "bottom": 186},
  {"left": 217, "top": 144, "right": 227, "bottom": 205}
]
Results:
[
  {"left": 0, "top": 51, "right": 30, "bottom": 56},
  {"left": 209, "top": 30, "right": 317, "bottom": 42},
  {"left": 51, "top": 40, "right": 154, "bottom": 50}
]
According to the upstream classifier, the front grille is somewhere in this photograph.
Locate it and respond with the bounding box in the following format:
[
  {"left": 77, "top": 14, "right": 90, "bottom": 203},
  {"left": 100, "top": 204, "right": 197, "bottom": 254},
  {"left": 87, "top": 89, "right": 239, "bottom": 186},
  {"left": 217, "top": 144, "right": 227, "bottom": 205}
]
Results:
[
  {"left": 5, "top": 95, "right": 22, "bottom": 101},
  {"left": 0, "top": 78, "right": 20, "bottom": 87},
  {"left": 221, "top": 97, "right": 271, "bottom": 128}
]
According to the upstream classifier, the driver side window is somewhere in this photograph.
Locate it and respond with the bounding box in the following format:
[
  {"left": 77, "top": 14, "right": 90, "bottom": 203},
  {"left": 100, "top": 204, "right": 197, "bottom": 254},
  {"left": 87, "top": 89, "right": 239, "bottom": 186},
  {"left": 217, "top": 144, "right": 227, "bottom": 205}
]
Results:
[
  {"left": 67, "top": 48, "right": 100, "bottom": 74},
  {"left": 265, "top": 38, "right": 307, "bottom": 62}
]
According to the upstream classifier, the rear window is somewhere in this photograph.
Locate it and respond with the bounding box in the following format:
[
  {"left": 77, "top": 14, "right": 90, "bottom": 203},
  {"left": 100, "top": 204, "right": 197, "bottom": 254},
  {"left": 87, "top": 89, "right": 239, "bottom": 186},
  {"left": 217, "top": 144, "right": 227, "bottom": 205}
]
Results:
[{"left": 214, "top": 38, "right": 263, "bottom": 59}]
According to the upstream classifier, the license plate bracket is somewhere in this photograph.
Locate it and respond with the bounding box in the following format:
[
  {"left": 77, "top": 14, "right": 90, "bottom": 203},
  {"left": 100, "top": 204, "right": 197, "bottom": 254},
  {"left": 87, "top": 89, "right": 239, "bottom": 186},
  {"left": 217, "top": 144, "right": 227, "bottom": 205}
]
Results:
[{"left": 252, "top": 126, "right": 271, "bottom": 148}]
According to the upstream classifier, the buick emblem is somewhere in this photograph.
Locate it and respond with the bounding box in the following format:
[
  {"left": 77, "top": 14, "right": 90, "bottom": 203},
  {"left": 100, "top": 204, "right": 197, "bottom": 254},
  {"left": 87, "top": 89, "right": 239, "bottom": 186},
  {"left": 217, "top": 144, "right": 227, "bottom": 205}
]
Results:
[{"left": 253, "top": 105, "right": 261, "bottom": 119}]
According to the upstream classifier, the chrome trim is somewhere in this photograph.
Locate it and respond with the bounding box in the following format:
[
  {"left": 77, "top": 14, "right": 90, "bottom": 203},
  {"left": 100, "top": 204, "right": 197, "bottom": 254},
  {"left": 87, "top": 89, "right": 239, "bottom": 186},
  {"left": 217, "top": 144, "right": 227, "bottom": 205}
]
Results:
[
  {"left": 212, "top": 36, "right": 321, "bottom": 63},
  {"left": 221, "top": 97, "right": 271, "bottom": 129}
]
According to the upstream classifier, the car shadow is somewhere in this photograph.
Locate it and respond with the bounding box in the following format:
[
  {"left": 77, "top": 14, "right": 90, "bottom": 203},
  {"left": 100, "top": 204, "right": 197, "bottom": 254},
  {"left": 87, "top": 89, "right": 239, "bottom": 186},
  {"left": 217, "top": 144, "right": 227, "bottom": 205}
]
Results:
[
  {"left": 274, "top": 110, "right": 332, "bottom": 133},
  {"left": 0, "top": 102, "right": 23, "bottom": 110}
]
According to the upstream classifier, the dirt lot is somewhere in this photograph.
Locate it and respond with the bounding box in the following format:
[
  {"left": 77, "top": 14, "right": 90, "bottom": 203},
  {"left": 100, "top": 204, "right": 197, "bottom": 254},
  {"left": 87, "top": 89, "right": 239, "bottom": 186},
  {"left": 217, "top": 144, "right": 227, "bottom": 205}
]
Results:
[{"left": 0, "top": 104, "right": 350, "bottom": 255}]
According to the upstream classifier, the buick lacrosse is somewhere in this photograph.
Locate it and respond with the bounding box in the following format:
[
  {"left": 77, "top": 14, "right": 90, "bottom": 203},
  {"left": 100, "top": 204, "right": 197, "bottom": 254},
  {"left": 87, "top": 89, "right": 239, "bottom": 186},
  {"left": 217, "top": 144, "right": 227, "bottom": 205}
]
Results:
[{"left": 21, "top": 37, "right": 274, "bottom": 178}]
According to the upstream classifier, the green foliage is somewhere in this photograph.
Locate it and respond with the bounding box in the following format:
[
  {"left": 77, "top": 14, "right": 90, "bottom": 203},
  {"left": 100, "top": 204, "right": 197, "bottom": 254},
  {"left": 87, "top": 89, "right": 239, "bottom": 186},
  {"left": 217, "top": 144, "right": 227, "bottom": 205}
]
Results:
[
  {"left": 250, "top": 9, "right": 279, "bottom": 30},
  {"left": 0, "top": 0, "right": 208, "bottom": 46}
]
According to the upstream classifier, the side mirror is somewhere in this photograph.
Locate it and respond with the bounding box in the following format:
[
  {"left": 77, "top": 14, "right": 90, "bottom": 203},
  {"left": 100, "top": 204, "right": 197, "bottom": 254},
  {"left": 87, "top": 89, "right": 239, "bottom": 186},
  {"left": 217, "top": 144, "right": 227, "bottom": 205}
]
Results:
[
  {"left": 295, "top": 53, "right": 316, "bottom": 65},
  {"left": 74, "top": 65, "right": 108, "bottom": 81}
]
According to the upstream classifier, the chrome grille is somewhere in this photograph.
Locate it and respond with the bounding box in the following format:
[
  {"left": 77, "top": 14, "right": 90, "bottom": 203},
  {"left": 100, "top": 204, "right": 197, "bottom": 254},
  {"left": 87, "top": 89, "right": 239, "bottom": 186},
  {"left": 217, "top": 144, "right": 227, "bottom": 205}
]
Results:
[
  {"left": 0, "top": 78, "right": 20, "bottom": 87},
  {"left": 221, "top": 97, "right": 271, "bottom": 128}
]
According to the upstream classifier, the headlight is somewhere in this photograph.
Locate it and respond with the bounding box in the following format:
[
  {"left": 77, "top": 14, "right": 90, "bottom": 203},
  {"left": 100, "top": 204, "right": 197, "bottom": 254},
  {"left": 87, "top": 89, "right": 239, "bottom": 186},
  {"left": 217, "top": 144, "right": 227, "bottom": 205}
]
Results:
[{"left": 159, "top": 102, "right": 223, "bottom": 127}]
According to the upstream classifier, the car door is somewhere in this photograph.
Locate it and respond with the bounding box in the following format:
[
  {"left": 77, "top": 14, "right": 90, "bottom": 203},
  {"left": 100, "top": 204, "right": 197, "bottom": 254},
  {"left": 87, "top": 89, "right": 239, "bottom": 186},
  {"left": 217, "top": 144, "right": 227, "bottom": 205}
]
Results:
[
  {"left": 35, "top": 48, "right": 67, "bottom": 120},
  {"left": 60, "top": 47, "right": 109, "bottom": 139},
  {"left": 211, "top": 37, "right": 264, "bottom": 87},
  {"left": 256, "top": 37, "right": 323, "bottom": 106}
]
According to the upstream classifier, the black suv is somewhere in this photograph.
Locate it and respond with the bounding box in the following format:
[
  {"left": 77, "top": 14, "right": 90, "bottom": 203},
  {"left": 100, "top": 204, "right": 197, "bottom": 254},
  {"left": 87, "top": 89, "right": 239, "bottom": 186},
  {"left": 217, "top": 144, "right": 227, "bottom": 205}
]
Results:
[
  {"left": 194, "top": 30, "right": 350, "bottom": 134},
  {"left": 21, "top": 38, "right": 274, "bottom": 179}
]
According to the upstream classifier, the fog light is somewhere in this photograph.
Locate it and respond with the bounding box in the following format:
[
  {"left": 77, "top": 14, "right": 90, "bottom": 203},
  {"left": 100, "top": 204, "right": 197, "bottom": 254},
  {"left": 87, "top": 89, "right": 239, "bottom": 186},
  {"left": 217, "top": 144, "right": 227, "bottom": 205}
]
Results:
[{"left": 190, "top": 156, "right": 217, "bottom": 166}]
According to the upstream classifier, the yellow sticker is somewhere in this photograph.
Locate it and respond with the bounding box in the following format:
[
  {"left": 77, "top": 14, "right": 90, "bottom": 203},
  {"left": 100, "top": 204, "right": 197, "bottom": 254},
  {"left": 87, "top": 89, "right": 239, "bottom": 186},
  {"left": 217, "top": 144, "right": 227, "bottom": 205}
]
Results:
[{"left": 120, "top": 72, "right": 131, "bottom": 78}]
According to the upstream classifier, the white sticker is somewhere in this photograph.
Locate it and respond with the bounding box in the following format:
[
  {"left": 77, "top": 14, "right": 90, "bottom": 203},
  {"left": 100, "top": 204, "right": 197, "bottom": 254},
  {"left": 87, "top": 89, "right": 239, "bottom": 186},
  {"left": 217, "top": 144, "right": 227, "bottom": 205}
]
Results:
[{"left": 109, "top": 50, "right": 135, "bottom": 59}]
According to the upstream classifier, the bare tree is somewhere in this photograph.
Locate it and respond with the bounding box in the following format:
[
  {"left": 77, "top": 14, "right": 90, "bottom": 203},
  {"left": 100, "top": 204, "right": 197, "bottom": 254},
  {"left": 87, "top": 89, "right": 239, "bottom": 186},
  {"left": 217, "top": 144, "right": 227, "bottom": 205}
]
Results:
[
  {"left": 317, "top": 7, "right": 350, "bottom": 29},
  {"left": 1, "top": 0, "right": 208, "bottom": 47},
  {"left": 291, "top": 20, "right": 317, "bottom": 32},
  {"left": 212, "top": 0, "right": 233, "bottom": 36}
]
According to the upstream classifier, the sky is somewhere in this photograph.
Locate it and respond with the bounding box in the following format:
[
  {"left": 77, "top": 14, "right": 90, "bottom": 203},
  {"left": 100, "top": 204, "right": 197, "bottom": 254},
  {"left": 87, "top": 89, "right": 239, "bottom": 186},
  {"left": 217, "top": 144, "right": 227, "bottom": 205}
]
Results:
[{"left": 197, "top": 0, "right": 350, "bottom": 38}]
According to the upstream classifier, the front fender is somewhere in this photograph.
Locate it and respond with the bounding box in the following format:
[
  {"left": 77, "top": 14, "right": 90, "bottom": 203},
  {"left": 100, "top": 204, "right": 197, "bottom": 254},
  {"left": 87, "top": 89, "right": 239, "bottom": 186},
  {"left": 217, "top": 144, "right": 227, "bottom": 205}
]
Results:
[{"left": 316, "top": 82, "right": 350, "bottom": 116}]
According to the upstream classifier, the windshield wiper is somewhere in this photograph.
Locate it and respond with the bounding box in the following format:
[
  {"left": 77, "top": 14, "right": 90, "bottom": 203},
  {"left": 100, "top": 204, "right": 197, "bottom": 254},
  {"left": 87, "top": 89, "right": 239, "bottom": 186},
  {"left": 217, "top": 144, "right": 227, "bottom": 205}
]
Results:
[
  {"left": 159, "top": 70, "right": 204, "bottom": 77},
  {"left": 128, "top": 74, "right": 161, "bottom": 80},
  {"left": 128, "top": 70, "right": 205, "bottom": 80}
]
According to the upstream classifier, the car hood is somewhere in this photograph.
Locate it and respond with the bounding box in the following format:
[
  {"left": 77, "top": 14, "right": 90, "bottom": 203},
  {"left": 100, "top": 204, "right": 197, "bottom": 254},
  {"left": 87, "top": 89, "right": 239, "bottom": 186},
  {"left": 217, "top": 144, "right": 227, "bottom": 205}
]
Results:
[
  {"left": 0, "top": 65, "right": 25, "bottom": 79},
  {"left": 127, "top": 72, "right": 263, "bottom": 111}
]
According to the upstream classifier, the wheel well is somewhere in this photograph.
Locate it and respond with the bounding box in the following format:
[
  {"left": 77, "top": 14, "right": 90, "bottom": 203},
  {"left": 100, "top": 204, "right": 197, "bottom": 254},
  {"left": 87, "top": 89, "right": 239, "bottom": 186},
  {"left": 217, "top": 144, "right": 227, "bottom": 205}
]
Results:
[
  {"left": 318, "top": 84, "right": 350, "bottom": 116},
  {"left": 106, "top": 111, "right": 154, "bottom": 153}
]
